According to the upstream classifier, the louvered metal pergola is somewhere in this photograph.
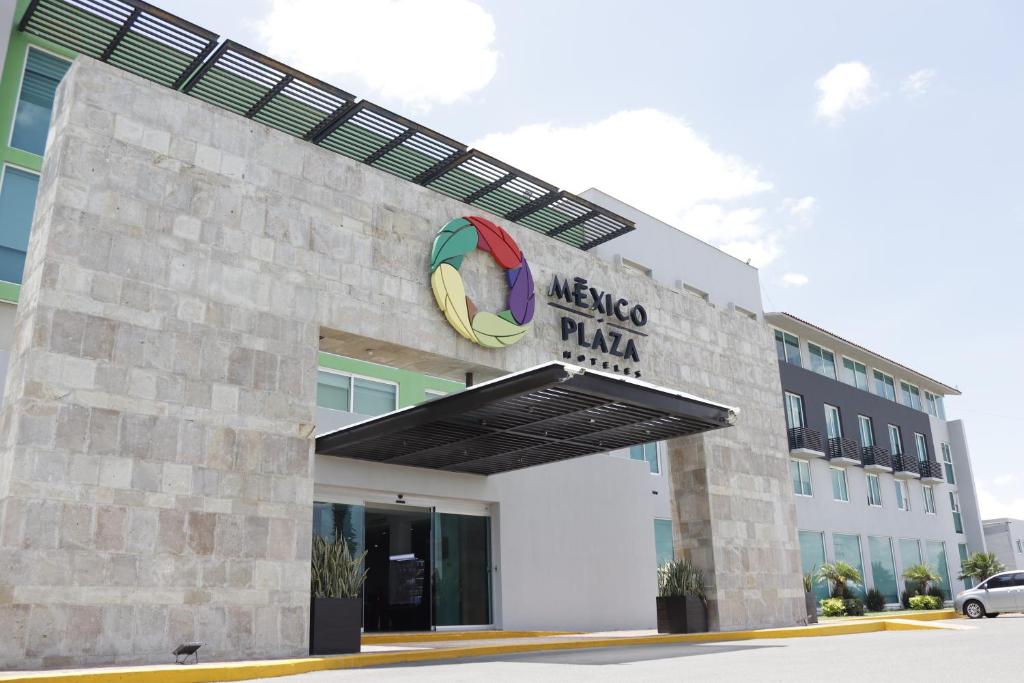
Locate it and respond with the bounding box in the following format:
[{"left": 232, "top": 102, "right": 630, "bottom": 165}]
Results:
[
  {"left": 316, "top": 363, "right": 737, "bottom": 475},
  {"left": 20, "top": 0, "right": 636, "bottom": 250}
]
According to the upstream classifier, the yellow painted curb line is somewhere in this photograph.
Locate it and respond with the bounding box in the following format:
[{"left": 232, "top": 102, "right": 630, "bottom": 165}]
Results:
[
  {"left": 0, "top": 618, "right": 959, "bottom": 683},
  {"left": 361, "top": 630, "right": 578, "bottom": 644}
]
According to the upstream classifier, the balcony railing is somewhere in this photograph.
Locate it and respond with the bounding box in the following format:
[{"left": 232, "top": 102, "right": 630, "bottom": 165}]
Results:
[
  {"left": 827, "top": 437, "right": 862, "bottom": 465},
  {"left": 861, "top": 445, "right": 892, "bottom": 471},
  {"left": 892, "top": 453, "right": 919, "bottom": 477},
  {"left": 788, "top": 427, "right": 823, "bottom": 453},
  {"left": 920, "top": 460, "right": 945, "bottom": 482}
]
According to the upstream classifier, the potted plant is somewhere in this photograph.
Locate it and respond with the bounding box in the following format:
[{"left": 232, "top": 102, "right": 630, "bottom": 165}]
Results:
[
  {"left": 656, "top": 559, "right": 708, "bottom": 633},
  {"left": 802, "top": 571, "right": 818, "bottom": 623},
  {"left": 310, "top": 535, "right": 368, "bottom": 655},
  {"left": 958, "top": 552, "right": 1006, "bottom": 585}
]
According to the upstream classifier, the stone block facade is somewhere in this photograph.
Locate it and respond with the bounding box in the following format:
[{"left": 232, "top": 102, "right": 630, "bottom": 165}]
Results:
[{"left": 0, "top": 58, "right": 802, "bottom": 667}]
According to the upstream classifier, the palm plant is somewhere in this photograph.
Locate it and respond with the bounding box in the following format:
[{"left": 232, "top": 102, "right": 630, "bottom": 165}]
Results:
[
  {"left": 902, "top": 563, "right": 942, "bottom": 595},
  {"left": 311, "top": 535, "right": 368, "bottom": 599},
  {"left": 958, "top": 552, "right": 1006, "bottom": 583},
  {"left": 816, "top": 561, "right": 862, "bottom": 598},
  {"left": 657, "top": 559, "right": 707, "bottom": 601}
]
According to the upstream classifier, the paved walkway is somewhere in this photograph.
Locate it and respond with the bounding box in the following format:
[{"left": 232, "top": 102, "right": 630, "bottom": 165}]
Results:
[{"left": 0, "top": 611, "right": 960, "bottom": 682}]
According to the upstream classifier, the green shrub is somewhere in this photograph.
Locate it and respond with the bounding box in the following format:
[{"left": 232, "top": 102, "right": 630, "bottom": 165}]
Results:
[
  {"left": 820, "top": 598, "right": 846, "bottom": 617},
  {"left": 908, "top": 595, "right": 943, "bottom": 610},
  {"left": 843, "top": 598, "right": 865, "bottom": 616},
  {"left": 926, "top": 585, "right": 945, "bottom": 601},
  {"left": 865, "top": 589, "right": 886, "bottom": 612}
]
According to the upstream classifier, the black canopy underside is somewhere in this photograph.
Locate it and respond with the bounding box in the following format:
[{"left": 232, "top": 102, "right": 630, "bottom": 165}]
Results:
[{"left": 315, "top": 363, "right": 737, "bottom": 476}]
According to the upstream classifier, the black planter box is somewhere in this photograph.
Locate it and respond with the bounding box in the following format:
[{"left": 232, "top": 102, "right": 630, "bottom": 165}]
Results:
[
  {"left": 804, "top": 591, "right": 818, "bottom": 624},
  {"left": 656, "top": 596, "right": 708, "bottom": 633},
  {"left": 310, "top": 596, "right": 362, "bottom": 655}
]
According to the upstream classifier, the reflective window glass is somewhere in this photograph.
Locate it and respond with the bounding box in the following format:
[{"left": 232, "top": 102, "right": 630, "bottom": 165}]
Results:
[
  {"left": 809, "top": 343, "right": 837, "bottom": 379},
  {"left": 775, "top": 330, "right": 801, "bottom": 366},
  {"left": 316, "top": 370, "right": 351, "bottom": 411},
  {"left": 824, "top": 404, "right": 842, "bottom": 439},
  {"left": 799, "top": 531, "right": 830, "bottom": 602},
  {"left": 867, "top": 474, "right": 882, "bottom": 506},
  {"left": 833, "top": 533, "right": 866, "bottom": 599},
  {"left": 869, "top": 536, "right": 899, "bottom": 603},
  {"left": 433, "top": 512, "right": 492, "bottom": 626},
  {"left": 11, "top": 49, "right": 72, "bottom": 155},
  {"left": 842, "top": 358, "right": 869, "bottom": 390},
  {"left": 926, "top": 541, "right": 952, "bottom": 599},
  {"left": 785, "top": 392, "right": 805, "bottom": 429},
  {"left": 874, "top": 371, "right": 896, "bottom": 401},
  {"left": 0, "top": 166, "right": 40, "bottom": 284},
  {"left": 858, "top": 415, "right": 874, "bottom": 447},
  {"left": 941, "top": 443, "right": 955, "bottom": 484},
  {"left": 831, "top": 467, "right": 849, "bottom": 502},
  {"left": 629, "top": 442, "right": 660, "bottom": 474},
  {"left": 791, "top": 459, "right": 812, "bottom": 496},
  {"left": 353, "top": 377, "right": 398, "bottom": 416},
  {"left": 654, "top": 519, "right": 674, "bottom": 568}
]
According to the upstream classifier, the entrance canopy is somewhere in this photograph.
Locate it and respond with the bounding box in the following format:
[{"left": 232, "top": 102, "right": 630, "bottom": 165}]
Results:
[{"left": 316, "top": 363, "right": 737, "bottom": 475}]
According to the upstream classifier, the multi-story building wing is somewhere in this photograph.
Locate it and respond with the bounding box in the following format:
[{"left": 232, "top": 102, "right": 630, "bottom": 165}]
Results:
[
  {"left": 766, "top": 312, "right": 985, "bottom": 602},
  {"left": 983, "top": 518, "right": 1024, "bottom": 570}
]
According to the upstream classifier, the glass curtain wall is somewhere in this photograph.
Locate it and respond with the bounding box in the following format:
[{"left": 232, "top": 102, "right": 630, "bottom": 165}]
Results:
[
  {"left": 868, "top": 536, "right": 899, "bottom": 603},
  {"left": 833, "top": 533, "right": 866, "bottom": 599},
  {"left": 654, "top": 519, "right": 674, "bottom": 568},
  {"left": 799, "top": 531, "right": 829, "bottom": 602},
  {"left": 898, "top": 538, "right": 923, "bottom": 593},
  {"left": 926, "top": 541, "right": 952, "bottom": 599}
]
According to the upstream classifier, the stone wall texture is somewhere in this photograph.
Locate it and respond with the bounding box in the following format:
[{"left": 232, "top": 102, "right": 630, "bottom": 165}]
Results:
[{"left": 0, "top": 58, "right": 803, "bottom": 668}]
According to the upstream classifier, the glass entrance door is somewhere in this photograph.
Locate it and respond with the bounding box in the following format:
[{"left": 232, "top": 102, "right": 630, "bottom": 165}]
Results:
[{"left": 363, "top": 505, "right": 433, "bottom": 632}]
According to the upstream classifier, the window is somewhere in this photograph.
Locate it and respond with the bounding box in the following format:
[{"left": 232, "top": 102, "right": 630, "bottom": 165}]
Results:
[
  {"left": 842, "top": 358, "right": 869, "bottom": 390},
  {"left": 935, "top": 396, "right": 946, "bottom": 420},
  {"left": 983, "top": 574, "right": 1015, "bottom": 590},
  {"left": 888, "top": 424, "right": 903, "bottom": 455},
  {"left": 866, "top": 474, "right": 882, "bottom": 507},
  {"left": 873, "top": 370, "right": 896, "bottom": 401},
  {"left": 0, "top": 166, "right": 40, "bottom": 284},
  {"left": 923, "top": 485, "right": 936, "bottom": 514},
  {"left": 11, "top": 48, "right": 72, "bottom": 156},
  {"left": 869, "top": 536, "right": 899, "bottom": 603},
  {"left": 899, "top": 539, "right": 922, "bottom": 578},
  {"left": 316, "top": 370, "right": 398, "bottom": 416},
  {"left": 808, "top": 343, "right": 837, "bottom": 379},
  {"left": 895, "top": 480, "right": 911, "bottom": 511},
  {"left": 774, "top": 330, "right": 801, "bottom": 366},
  {"left": 799, "top": 531, "right": 830, "bottom": 602},
  {"left": 791, "top": 459, "right": 812, "bottom": 496},
  {"left": 833, "top": 533, "right": 866, "bottom": 599},
  {"left": 925, "top": 391, "right": 941, "bottom": 417},
  {"left": 784, "top": 392, "right": 805, "bottom": 429},
  {"left": 900, "top": 381, "right": 922, "bottom": 410},
  {"left": 959, "top": 543, "right": 974, "bottom": 589},
  {"left": 422, "top": 389, "right": 447, "bottom": 403},
  {"left": 824, "top": 404, "right": 842, "bottom": 439},
  {"left": 831, "top": 467, "right": 849, "bottom": 502},
  {"left": 857, "top": 415, "right": 874, "bottom": 448},
  {"left": 950, "top": 492, "right": 963, "bottom": 534},
  {"left": 630, "top": 442, "right": 660, "bottom": 474},
  {"left": 654, "top": 519, "right": 674, "bottom": 568},
  {"left": 926, "top": 541, "right": 952, "bottom": 599},
  {"left": 914, "top": 433, "right": 928, "bottom": 464},
  {"left": 941, "top": 443, "right": 955, "bottom": 484}
]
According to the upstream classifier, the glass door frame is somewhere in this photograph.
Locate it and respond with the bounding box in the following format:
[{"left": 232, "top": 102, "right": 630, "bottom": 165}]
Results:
[{"left": 313, "top": 487, "right": 495, "bottom": 631}]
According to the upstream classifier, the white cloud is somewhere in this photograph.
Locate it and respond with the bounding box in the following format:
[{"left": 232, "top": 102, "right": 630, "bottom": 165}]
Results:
[
  {"left": 977, "top": 479, "right": 1024, "bottom": 519},
  {"left": 473, "top": 109, "right": 801, "bottom": 267},
  {"left": 781, "top": 273, "right": 809, "bottom": 287},
  {"left": 815, "top": 62, "right": 875, "bottom": 123},
  {"left": 255, "top": 0, "right": 497, "bottom": 110},
  {"left": 901, "top": 68, "right": 936, "bottom": 98},
  {"left": 785, "top": 196, "right": 816, "bottom": 219}
]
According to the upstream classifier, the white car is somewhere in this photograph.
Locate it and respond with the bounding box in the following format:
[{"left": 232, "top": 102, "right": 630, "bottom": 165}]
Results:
[{"left": 954, "top": 570, "right": 1024, "bottom": 619}]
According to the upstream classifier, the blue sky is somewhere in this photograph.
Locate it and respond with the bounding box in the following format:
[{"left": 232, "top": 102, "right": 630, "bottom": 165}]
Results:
[{"left": 159, "top": 0, "right": 1023, "bottom": 517}]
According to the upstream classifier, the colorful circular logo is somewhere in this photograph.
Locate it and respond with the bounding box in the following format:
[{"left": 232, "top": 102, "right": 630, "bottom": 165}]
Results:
[{"left": 430, "top": 216, "right": 534, "bottom": 348}]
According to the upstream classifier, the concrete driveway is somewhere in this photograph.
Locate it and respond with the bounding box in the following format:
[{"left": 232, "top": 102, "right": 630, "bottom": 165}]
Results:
[{"left": 251, "top": 614, "right": 1020, "bottom": 682}]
